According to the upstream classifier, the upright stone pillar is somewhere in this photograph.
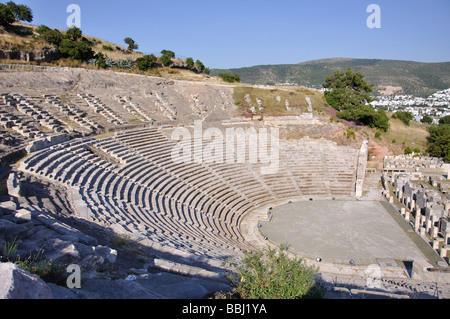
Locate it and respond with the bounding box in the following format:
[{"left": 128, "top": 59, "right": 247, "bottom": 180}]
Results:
[{"left": 405, "top": 210, "right": 410, "bottom": 222}]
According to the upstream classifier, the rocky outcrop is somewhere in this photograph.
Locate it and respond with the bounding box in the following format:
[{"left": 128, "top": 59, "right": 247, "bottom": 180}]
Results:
[
  {"left": 0, "top": 262, "right": 53, "bottom": 299},
  {"left": 0, "top": 47, "right": 61, "bottom": 63}
]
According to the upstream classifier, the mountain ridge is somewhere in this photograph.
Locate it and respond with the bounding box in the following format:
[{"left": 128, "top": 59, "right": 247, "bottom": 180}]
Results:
[{"left": 211, "top": 58, "right": 450, "bottom": 97}]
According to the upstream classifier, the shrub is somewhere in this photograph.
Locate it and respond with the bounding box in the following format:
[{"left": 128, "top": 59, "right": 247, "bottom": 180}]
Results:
[
  {"left": 36, "top": 25, "right": 50, "bottom": 35},
  {"left": 194, "top": 59, "right": 205, "bottom": 73},
  {"left": 439, "top": 115, "right": 450, "bottom": 125},
  {"left": 59, "top": 38, "right": 94, "bottom": 61},
  {"left": 229, "top": 246, "right": 322, "bottom": 299},
  {"left": 160, "top": 54, "right": 172, "bottom": 67},
  {"left": 219, "top": 72, "right": 241, "bottom": 83},
  {"left": 405, "top": 146, "right": 413, "bottom": 155},
  {"left": 161, "top": 50, "right": 175, "bottom": 58},
  {"left": 186, "top": 57, "right": 194, "bottom": 68},
  {"left": 135, "top": 54, "right": 156, "bottom": 71},
  {"left": 347, "top": 128, "right": 356, "bottom": 139},
  {"left": 102, "top": 45, "right": 113, "bottom": 51},
  {"left": 375, "top": 131, "right": 382, "bottom": 140},
  {"left": 421, "top": 115, "right": 433, "bottom": 124},
  {"left": 392, "top": 111, "right": 413, "bottom": 126},
  {"left": 427, "top": 124, "right": 450, "bottom": 162},
  {"left": 65, "top": 26, "right": 82, "bottom": 41},
  {"left": 40, "top": 28, "right": 63, "bottom": 46}
]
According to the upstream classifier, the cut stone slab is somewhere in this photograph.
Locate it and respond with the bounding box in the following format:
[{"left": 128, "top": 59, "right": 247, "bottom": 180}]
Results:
[{"left": 136, "top": 272, "right": 233, "bottom": 299}]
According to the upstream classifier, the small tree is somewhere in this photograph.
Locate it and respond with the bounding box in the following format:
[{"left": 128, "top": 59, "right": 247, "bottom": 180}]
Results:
[
  {"left": 194, "top": 59, "right": 205, "bottom": 73},
  {"left": 65, "top": 26, "right": 82, "bottom": 41},
  {"left": 160, "top": 50, "right": 175, "bottom": 58},
  {"left": 323, "top": 68, "right": 389, "bottom": 131},
  {"left": 124, "top": 37, "right": 138, "bottom": 52},
  {"left": 185, "top": 57, "right": 194, "bottom": 68},
  {"left": 160, "top": 54, "right": 172, "bottom": 67}
]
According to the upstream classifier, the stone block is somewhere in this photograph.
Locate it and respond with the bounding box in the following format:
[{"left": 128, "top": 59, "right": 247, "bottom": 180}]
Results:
[{"left": 0, "top": 263, "right": 53, "bottom": 299}]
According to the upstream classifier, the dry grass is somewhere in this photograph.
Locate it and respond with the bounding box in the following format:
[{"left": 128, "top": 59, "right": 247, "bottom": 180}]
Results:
[
  {"left": 372, "top": 115, "right": 429, "bottom": 154},
  {"left": 232, "top": 86, "right": 324, "bottom": 117}
]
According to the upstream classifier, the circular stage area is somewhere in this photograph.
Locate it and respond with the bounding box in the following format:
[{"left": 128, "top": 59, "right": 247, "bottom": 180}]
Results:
[{"left": 260, "top": 200, "right": 426, "bottom": 265}]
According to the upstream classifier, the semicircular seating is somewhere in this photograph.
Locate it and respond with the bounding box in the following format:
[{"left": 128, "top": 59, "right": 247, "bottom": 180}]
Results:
[{"left": 20, "top": 127, "right": 360, "bottom": 262}]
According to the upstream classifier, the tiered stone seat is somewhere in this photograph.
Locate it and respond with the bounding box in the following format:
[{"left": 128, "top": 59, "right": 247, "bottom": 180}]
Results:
[
  {"left": 44, "top": 95, "right": 102, "bottom": 132},
  {"left": 78, "top": 93, "right": 124, "bottom": 125},
  {"left": 7, "top": 93, "right": 67, "bottom": 133},
  {"left": 21, "top": 126, "right": 360, "bottom": 262}
]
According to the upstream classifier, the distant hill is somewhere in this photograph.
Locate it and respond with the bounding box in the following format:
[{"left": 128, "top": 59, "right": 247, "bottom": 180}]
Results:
[{"left": 211, "top": 58, "right": 450, "bottom": 97}]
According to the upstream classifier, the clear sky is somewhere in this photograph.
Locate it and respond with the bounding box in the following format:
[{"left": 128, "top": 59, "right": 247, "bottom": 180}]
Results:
[{"left": 10, "top": 0, "right": 450, "bottom": 69}]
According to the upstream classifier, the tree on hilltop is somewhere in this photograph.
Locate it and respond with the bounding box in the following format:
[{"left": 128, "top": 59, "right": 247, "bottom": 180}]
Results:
[
  {"left": 6, "top": 1, "right": 32, "bottom": 23},
  {"left": 65, "top": 26, "right": 82, "bottom": 41},
  {"left": 124, "top": 37, "right": 139, "bottom": 52},
  {"left": 161, "top": 50, "right": 175, "bottom": 58},
  {"left": 160, "top": 54, "right": 172, "bottom": 67},
  {"left": 135, "top": 54, "right": 157, "bottom": 71},
  {"left": 0, "top": 4, "right": 15, "bottom": 27},
  {"left": 185, "top": 57, "right": 194, "bottom": 68},
  {"left": 323, "top": 68, "right": 389, "bottom": 131}
]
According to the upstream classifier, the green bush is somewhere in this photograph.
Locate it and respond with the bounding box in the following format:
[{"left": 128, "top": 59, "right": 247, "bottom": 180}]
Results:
[
  {"left": 229, "top": 246, "right": 323, "bottom": 299},
  {"left": 219, "top": 72, "right": 241, "bottom": 83},
  {"left": 439, "top": 115, "right": 450, "bottom": 125},
  {"left": 421, "top": 115, "right": 433, "bottom": 124},
  {"left": 375, "top": 131, "right": 382, "bottom": 140},
  {"left": 40, "top": 28, "right": 63, "bottom": 46},
  {"left": 405, "top": 146, "right": 413, "bottom": 155},
  {"left": 59, "top": 38, "right": 94, "bottom": 61},
  {"left": 427, "top": 124, "right": 450, "bottom": 162},
  {"left": 194, "top": 59, "right": 205, "bottom": 73},
  {"left": 65, "top": 26, "right": 82, "bottom": 41},
  {"left": 161, "top": 50, "right": 175, "bottom": 58},
  {"left": 186, "top": 57, "right": 194, "bottom": 68},
  {"left": 102, "top": 45, "right": 114, "bottom": 51},
  {"left": 347, "top": 128, "right": 356, "bottom": 139},
  {"left": 135, "top": 54, "right": 156, "bottom": 71},
  {"left": 392, "top": 111, "right": 413, "bottom": 126},
  {"left": 160, "top": 54, "right": 172, "bottom": 67}
]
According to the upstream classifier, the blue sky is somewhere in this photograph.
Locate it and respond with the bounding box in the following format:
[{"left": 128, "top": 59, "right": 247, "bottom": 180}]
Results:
[{"left": 10, "top": 0, "right": 450, "bottom": 69}]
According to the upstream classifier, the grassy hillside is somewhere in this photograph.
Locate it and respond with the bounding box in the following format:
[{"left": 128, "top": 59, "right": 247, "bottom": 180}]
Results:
[
  {"left": 0, "top": 22, "right": 143, "bottom": 60},
  {"left": 0, "top": 22, "right": 220, "bottom": 82},
  {"left": 212, "top": 58, "right": 450, "bottom": 97}
]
